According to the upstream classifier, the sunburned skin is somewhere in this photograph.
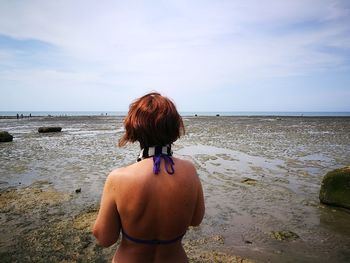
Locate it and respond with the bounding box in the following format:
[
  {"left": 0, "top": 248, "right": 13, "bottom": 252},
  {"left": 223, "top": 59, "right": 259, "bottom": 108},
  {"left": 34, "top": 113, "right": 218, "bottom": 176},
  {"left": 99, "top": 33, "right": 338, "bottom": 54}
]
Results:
[{"left": 93, "top": 156, "right": 205, "bottom": 263}]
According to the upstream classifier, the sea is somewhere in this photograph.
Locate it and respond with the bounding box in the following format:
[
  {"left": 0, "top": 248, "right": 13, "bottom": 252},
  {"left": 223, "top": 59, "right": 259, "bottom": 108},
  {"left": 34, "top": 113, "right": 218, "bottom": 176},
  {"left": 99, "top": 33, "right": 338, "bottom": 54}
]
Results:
[
  {"left": 1, "top": 111, "right": 350, "bottom": 117},
  {"left": 1, "top": 114, "right": 350, "bottom": 262}
]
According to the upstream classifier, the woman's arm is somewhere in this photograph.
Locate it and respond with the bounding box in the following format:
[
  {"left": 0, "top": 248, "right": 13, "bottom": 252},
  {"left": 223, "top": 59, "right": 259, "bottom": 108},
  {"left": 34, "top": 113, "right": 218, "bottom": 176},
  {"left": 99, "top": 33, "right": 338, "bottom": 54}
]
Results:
[
  {"left": 93, "top": 172, "right": 121, "bottom": 247},
  {"left": 190, "top": 175, "right": 205, "bottom": 226}
]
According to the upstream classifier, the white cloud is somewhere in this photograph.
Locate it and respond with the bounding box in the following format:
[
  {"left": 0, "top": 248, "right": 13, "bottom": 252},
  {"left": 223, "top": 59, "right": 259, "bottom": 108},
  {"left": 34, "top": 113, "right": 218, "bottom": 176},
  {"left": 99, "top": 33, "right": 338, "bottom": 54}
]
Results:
[{"left": 0, "top": 0, "right": 349, "bottom": 110}]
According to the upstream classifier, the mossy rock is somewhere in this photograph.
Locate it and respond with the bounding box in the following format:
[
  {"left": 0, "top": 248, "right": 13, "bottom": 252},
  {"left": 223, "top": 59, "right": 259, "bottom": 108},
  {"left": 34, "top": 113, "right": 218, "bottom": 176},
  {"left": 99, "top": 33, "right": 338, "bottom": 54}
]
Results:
[
  {"left": 38, "top": 127, "right": 62, "bottom": 133},
  {"left": 0, "top": 131, "right": 13, "bottom": 142},
  {"left": 270, "top": 231, "right": 299, "bottom": 241},
  {"left": 319, "top": 166, "right": 350, "bottom": 209}
]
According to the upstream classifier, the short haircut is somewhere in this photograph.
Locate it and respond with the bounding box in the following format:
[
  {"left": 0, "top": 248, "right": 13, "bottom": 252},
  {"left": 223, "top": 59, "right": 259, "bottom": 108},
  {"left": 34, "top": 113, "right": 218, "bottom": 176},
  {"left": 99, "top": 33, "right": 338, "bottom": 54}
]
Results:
[{"left": 119, "top": 92, "right": 185, "bottom": 148}]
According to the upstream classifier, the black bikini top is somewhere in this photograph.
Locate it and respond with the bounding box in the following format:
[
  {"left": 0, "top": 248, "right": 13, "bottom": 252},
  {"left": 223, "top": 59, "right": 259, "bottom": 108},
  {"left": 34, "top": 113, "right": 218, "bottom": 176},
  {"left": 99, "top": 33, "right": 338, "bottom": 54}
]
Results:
[
  {"left": 121, "top": 228, "right": 185, "bottom": 245},
  {"left": 137, "top": 145, "right": 174, "bottom": 175}
]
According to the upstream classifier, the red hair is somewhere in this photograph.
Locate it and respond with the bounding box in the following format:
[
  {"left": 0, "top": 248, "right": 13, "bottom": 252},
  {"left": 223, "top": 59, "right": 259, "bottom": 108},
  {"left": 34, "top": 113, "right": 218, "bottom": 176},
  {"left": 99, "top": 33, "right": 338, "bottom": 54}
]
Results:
[{"left": 119, "top": 92, "right": 185, "bottom": 148}]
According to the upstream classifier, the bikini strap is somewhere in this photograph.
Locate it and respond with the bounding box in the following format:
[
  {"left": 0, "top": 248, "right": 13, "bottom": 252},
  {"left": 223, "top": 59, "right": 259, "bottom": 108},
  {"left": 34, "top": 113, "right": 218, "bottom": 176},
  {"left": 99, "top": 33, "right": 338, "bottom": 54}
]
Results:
[
  {"left": 138, "top": 145, "right": 175, "bottom": 175},
  {"left": 121, "top": 228, "right": 184, "bottom": 245},
  {"left": 153, "top": 154, "right": 175, "bottom": 175}
]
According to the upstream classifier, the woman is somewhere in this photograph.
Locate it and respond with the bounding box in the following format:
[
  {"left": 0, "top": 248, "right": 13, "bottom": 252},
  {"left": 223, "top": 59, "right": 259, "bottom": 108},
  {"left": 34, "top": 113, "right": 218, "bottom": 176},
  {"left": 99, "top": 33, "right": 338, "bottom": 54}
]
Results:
[{"left": 93, "top": 92, "right": 205, "bottom": 263}]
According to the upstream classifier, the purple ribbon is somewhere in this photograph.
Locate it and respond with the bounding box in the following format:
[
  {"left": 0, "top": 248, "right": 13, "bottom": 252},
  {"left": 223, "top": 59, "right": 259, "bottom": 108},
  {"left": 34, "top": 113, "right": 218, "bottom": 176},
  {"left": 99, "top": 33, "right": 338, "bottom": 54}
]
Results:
[{"left": 153, "top": 154, "right": 174, "bottom": 175}]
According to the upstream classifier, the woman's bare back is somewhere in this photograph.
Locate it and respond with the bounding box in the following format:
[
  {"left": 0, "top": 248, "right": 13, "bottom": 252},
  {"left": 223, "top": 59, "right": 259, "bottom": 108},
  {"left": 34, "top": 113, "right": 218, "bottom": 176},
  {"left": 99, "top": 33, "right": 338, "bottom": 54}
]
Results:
[
  {"left": 94, "top": 157, "right": 205, "bottom": 263},
  {"left": 116, "top": 158, "right": 200, "bottom": 239}
]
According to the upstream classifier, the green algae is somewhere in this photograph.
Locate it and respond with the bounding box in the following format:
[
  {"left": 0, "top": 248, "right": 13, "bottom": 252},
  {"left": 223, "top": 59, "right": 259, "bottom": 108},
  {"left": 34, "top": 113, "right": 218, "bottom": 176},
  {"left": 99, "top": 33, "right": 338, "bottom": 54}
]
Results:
[
  {"left": 0, "top": 184, "right": 114, "bottom": 263},
  {"left": 319, "top": 166, "right": 350, "bottom": 209},
  {"left": 270, "top": 231, "right": 300, "bottom": 241},
  {"left": 184, "top": 234, "right": 254, "bottom": 263},
  {"left": 0, "top": 182, "right": 253, "bottom": 263}
]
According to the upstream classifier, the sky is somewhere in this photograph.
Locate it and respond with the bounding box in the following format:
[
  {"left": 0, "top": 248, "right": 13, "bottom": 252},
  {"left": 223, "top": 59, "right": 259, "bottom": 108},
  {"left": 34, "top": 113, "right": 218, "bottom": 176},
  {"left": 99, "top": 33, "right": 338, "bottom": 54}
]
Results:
[{"left": 0, "top": 0, "right": 350, "bottom": 112}]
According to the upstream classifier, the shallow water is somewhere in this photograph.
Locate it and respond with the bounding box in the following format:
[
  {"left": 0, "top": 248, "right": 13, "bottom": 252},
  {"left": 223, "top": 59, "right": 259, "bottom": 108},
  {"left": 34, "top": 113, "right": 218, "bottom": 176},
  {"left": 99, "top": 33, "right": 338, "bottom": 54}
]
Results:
[{"left": 1, "top": 116, "right": 350, "bottom": 262}]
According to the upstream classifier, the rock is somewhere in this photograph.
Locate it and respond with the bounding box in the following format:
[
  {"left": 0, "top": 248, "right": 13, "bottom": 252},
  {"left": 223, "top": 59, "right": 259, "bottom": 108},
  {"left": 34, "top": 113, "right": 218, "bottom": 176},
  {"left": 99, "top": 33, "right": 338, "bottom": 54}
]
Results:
[
  {"left": 241, "top": 178, "right": 257, "bottom": 185},
  {"left": 216, "top": 114, "right": 220, "bottom": 116},
  {"left": 0, "top": 131, "right": 13, "bottom": 142},
  {"left": 270, "top": 231, "right": 299, "bottom": 241},
  {"left": 38, "top": 127, "right": 62, "bottom": 133},
  {"left": 319, "top": 166, "right": 350, "bottom": 209}
]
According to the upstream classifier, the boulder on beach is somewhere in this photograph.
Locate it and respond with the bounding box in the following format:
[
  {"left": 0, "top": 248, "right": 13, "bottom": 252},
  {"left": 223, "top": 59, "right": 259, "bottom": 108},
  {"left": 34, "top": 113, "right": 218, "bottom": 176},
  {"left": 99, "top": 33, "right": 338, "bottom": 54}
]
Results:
[
  {"left": 38, "top": 127, "right": 62, "bottom": 133},
  {"left": 319, "top": 166, "right": 350, "bottom": 209},
  {"left": 0, "top": 131, "right": 13, "bottom": 142}
]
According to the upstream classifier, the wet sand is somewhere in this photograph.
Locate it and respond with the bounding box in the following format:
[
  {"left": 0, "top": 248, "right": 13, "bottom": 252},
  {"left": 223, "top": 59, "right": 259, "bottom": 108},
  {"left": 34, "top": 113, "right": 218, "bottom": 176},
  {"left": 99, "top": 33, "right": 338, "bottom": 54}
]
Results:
[
  {"left": 1, "top": 116, "right": 350, "bottom": 262},
  {"left": 0, "top": 182, "right": 252, "bottom": 263}
]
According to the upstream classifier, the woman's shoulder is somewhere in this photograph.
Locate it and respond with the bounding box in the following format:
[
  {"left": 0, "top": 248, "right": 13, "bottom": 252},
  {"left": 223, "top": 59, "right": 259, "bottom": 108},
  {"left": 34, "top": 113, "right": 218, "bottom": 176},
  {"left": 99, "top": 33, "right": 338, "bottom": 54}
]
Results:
[
  {"left": 107, "top": 162, "right": 142, "bottom": 181},
  {"left": 173, "top": 157, "right": 198, "bottom": 178},
  {"left": 174, "top": 157, "right": 196, "bottom": 168},
  {"left": 108, "top": 165, "right": 132, "bottom": 177}
]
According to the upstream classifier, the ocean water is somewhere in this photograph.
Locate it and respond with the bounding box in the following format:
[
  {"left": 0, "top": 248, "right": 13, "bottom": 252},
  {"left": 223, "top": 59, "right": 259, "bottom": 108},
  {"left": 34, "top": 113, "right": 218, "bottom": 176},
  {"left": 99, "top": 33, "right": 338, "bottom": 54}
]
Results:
[
  {"left": 0, "top": 111, "right": 126, "bottom": 117},
  {"left": 1, "top": 115, "right": 350, "bottom": 262},
  {"left": 1, "top": 111, "right": 350, "bottom": 117}
]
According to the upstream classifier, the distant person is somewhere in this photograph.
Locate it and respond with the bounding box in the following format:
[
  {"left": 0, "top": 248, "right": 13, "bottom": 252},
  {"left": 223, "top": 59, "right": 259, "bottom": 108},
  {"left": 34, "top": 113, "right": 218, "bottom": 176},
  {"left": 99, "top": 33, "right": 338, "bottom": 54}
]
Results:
[
  {"left": 16, "top": 113, "right": 19, "bottom": 119},
  {"left": 93, "top": 92, "right": 205, "bottom": 263},
  {"left": 20, "top": 114, "right": 23, "bottom": 118}
]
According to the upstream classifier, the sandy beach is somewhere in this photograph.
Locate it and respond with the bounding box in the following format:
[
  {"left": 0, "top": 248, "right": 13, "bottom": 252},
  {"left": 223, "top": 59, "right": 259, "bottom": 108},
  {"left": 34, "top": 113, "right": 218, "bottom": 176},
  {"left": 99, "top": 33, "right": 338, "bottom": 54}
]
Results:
[{"left": 1, "top": 115, "right": 350, "bottom": 262}]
